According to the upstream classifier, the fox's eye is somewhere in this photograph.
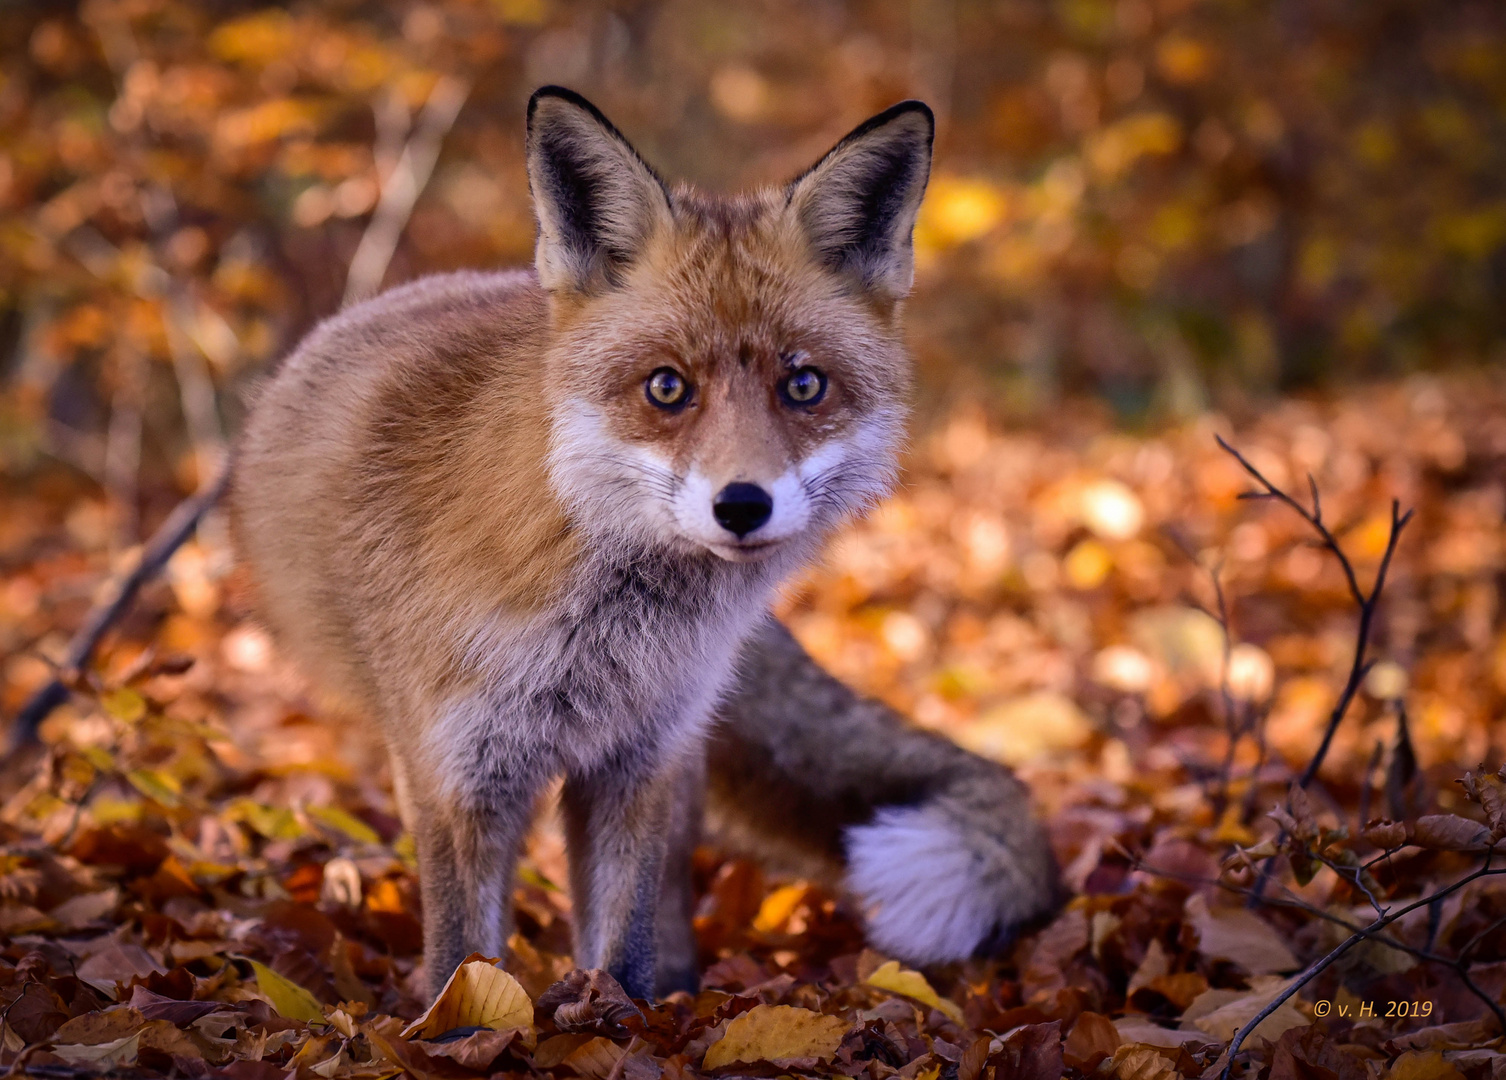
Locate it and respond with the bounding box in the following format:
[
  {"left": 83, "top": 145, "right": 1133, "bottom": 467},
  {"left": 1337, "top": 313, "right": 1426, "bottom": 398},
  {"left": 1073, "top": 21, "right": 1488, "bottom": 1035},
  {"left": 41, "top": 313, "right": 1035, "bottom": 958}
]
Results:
[
  {"left": 782, "top": 366, "right": 827, "bottom": 406},
  {"left": 646, "top": 368, "right": 689, "bottom": 409}
]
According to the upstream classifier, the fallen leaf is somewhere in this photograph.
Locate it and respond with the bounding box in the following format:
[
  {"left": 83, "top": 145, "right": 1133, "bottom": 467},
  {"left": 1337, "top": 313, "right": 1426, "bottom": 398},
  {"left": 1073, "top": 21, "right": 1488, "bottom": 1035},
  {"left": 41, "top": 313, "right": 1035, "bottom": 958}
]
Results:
[
  {"left": 1110, "top": 1044, "right": 1179, "bottom": 1080},
  {"left": 956, "top": 691, "right": 1093, "bottom": 764},
  {"left": 1269, "top": 1024, "right": 1367, "bottom": 1080},
  {"left": 77, "top": 940, "right": 167, "bottom": 993},
  {"left": 1186, "top": 893, "right": 1299, "bottom": 973},
  {"left": 1064, "top": 1011, "right": 1121, "bottom": 1067},
  {"left": 1187, "top": 978, "right": 1308, "bottom": 1043},
  {"left": 418, "top": 1026, "right": 526, "bottom": 1070},
  {"left": 866, "top": 960, "right": 965, "bottom": 1023},
  {"left": 702, "top": 1004, "right": 847, "bottom": 1068},
  {"left": 1410, "top": 815, "right": 1489, "bottom": 851},
  {"left": 1114, "top": 1019, "right": 1214, "bottom": 1049},
  {"left": 248, "top": 958, "right": 325, "bottom": 1024},
  {"left": 563, "top": 1035, "right": 629, "bottom": 1079},
  {"left": 1388, "top": 1050, "right": 1466, "bottom": 1080},
  {"left": 128, "top": 984, "right": 227, "bottom": 1024},
  {"left": 401, "top": 953, "right": 533, "bottom": 1039},
  {"left": 536, "top": 969, "right": 641, "bottom": 1036},
  {"left": 52, "top": 1032, "right": 142, "bottom": 1066},
  {"left": 987, "top": 1022, "right": 1062, "bottom": 1080}
]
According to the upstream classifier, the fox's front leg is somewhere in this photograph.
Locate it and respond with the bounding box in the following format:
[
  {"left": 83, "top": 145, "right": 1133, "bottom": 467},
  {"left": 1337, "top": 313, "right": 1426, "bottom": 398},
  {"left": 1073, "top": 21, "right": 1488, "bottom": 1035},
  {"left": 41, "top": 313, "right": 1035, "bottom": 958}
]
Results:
[
  {"left": 562, "top": 749, "right": 689, "bottom": 999},
  {"left": 655, "top": 751, "right": 706, "bottom": 996},
  {"left": 395, "top": 755, "right": 538, "bottom": 998}
]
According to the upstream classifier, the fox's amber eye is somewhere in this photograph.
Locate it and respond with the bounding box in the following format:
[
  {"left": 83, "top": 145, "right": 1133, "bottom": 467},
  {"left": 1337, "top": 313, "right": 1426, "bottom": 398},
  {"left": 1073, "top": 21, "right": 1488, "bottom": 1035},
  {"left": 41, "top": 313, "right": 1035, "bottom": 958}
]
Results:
[
  {"left": 782, "top": 366, "right": 827, "bottom": 406},
  {"left": 646, "top": 368, "right": 689, "bottom": 409}
]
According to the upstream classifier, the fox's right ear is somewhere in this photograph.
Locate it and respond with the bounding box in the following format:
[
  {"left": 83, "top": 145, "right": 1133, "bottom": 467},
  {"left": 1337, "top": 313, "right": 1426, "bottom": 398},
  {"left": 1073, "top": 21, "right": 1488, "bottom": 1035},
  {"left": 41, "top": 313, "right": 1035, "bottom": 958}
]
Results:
[{"left": 526, "top": 87, "right": 672, "bottom": 294}]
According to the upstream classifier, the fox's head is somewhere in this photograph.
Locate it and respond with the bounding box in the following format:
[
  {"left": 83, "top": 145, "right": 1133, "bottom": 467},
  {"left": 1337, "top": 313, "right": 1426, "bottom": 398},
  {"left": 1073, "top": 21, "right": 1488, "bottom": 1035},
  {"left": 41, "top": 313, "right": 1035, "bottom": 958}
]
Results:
[{"left": 529, "top": 87, "right": 929, "bottom": 564}]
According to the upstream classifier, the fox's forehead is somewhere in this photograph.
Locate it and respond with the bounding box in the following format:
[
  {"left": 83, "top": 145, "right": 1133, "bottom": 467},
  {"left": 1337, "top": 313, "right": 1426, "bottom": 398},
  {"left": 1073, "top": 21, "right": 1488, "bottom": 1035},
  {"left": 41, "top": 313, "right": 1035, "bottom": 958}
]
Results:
[{"left": 596, "top": 198, "right": 867, "bottom": 352}]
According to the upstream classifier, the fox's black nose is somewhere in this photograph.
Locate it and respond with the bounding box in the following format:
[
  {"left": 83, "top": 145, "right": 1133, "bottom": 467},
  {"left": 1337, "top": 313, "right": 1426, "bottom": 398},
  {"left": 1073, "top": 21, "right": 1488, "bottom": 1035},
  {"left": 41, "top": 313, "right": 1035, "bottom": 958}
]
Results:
[{"left": 713, "top": 483, "right": 773, "bottom": 538}]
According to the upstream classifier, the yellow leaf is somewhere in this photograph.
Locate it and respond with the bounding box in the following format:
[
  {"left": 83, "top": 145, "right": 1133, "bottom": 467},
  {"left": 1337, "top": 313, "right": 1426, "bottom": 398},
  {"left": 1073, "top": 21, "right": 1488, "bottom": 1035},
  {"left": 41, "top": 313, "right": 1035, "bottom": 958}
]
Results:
[
  {"left": 753, "top": 883, "right": 809, "bottom": 933},
  {"left": 307, "top": 805, "right": 381, "bottom": 846},
  {"left": 125, "top": 768, "right": 181, "bottom": 807},
  {"left": 703, "top": 1004, "right": 847, "bottom": 1068},
  {"left": 102, "top": 688, "right": 147, "bottom": 724},
  {"left": 226, "top": 798, "right": 307, "bottom": 841},
  {"left": 1064, "top": 539, "right": 1113, "bottom": 590},
  {"left": 916, "top": 177, "right": 1007, "bottom": 250},
  {"left": 956, "top": 691, "right": 1092, "bottom": 766},
  {"left": 78, "top": 745, "right": 115, "bottom": 771},
  {"left": 401, "top": 954, "right": 533, "bottom": 1039},
  {"left": 248, "top": 959, "right": 325, "bottom": 1024},
  {"left": 865, "top": 960, "right": 965, "bottom": 1024}
]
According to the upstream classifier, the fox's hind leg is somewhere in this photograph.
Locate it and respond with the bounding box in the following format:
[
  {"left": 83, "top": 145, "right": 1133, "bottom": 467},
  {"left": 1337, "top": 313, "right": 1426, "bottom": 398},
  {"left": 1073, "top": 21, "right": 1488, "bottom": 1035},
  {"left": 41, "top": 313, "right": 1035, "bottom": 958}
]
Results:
[
  {"left": 654, "top": 752, "right": 705, "bottom": 996},
  {"left": 562, "top": 749, "right": 685, "bottom": 999}
]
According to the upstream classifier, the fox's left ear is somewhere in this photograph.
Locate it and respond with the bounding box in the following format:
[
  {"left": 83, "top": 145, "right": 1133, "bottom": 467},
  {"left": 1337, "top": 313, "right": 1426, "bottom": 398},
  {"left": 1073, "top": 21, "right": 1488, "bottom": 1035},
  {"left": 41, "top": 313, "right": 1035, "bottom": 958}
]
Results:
[
  {"left": 786, "top": 101, "right": 934, "bottom": 300},
  {"left": 526, "top": 86, "right": 673, "bottom": 294}
]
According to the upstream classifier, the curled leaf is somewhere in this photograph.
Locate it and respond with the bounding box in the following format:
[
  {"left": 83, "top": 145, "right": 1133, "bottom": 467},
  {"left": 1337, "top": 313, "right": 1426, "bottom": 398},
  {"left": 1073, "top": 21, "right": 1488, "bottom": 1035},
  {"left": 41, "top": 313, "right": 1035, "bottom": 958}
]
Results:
[{"left": 402, "top": 954, "right": 533, "bottom": 1040}]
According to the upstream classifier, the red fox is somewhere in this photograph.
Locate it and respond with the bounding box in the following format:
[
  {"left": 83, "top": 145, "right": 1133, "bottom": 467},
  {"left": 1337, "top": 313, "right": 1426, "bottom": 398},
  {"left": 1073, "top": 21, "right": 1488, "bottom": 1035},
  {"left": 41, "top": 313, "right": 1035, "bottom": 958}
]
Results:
[{"left": 232, "top": 87, "right": 1059, "bottom": 999}]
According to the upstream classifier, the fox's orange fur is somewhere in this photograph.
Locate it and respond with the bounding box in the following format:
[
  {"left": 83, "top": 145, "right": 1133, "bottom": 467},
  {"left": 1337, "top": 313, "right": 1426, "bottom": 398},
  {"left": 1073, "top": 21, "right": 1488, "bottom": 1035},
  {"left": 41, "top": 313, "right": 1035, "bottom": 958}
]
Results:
[{"left": 233, "top": 87, "right": 1059, "bottom": 999}]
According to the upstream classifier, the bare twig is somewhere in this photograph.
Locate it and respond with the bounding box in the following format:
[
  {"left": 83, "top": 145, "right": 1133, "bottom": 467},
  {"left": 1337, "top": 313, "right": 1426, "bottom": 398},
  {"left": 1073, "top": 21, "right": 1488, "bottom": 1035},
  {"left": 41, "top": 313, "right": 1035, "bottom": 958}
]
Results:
[
  {"left": 343, "top": 75, "right": 469, "bottom": 306},
  {"left": 1216, "top": 435, "right": 1413, "bottom": 791},
  {"left": 1358, "top": 739, "right": 1382, "bottom": 836},
  {"left": 1386, "top": 700, "right": 1421, "bottom": 820},
  {"left": 7, "top": 463, "right": 232, "bottom": 750}
]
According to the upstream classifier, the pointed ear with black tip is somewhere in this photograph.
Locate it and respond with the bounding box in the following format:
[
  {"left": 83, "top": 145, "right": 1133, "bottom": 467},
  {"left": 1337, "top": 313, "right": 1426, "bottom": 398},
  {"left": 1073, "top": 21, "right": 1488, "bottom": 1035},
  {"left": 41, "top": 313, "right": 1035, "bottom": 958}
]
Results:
[
  {"left": 786, "top": 101, "right": 934, "bottom": 300},
  {"left": 526, "top": 86, "right": 673, "bottom": 293}
]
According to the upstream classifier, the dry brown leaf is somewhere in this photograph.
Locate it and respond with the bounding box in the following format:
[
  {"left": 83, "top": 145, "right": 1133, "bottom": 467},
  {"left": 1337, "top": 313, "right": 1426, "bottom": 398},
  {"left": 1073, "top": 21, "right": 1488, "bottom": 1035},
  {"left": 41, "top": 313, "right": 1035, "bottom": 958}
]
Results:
[
  {"left": 1064, "top": 1012, "right": 1121, "bottom": 1067},
  {"left": 1186, "top": 893, "right": 1299, "bottom": 974},
  {"left": 76, "top": 940, "right": 167, "bottom": 993},
  {"left": 1186, "top": 977, "right": 1308, "bottom": 1043},
  {"left": 1410, "top": 815, "right": 1489, "bottom": 851},
  {"left": 52, "top": 1032, "right": 142, "bottom": 1066},
  {"left": 1110, "top": 1044, "right": 1179, "bottom": 1080},
  {"left": 417, "top": 1026, "right": 526, "bottom": 1070},
  {"left": 402, "top": 953, "right": 534, "bottom": 1040},
  {"left": 537, "top": 968, "right": 642, "bottom": 1035},
  {"left": 562, "top": 1035, "right": 629, "bottom": 1079},
  {"left": 702, "top": 1004, "right": 847, "bottom": 1068}
]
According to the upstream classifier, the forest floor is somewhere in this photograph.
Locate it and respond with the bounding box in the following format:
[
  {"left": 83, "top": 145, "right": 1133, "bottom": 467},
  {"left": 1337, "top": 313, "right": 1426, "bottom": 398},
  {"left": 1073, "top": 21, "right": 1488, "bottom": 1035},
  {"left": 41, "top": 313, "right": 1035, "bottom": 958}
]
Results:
[{"left": 1, "top": 372, "right": 1504, "bottom": 1080}]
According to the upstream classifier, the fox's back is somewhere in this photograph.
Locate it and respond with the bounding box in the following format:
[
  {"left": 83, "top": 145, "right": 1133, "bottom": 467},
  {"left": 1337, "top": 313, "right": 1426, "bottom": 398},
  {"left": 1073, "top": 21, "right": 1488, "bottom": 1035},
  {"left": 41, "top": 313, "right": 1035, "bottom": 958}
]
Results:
[{"left": 230, "top": 270, "right": 572, "bottom": 712}]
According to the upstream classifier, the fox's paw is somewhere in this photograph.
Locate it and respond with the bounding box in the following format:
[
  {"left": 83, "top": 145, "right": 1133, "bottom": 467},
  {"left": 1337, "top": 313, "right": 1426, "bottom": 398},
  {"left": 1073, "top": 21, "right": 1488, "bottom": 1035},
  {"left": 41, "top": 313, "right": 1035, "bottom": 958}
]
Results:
[{"left": 844, "top": 802, "right": 1059, "bottom": 965}]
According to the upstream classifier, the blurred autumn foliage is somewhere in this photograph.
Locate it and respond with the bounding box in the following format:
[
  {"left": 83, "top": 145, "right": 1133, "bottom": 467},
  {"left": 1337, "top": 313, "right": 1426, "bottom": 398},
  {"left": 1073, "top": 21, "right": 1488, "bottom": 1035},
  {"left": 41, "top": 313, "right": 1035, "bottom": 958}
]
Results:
[
  {"left": 5, "top": 0, "right": 1506, "bottom": 507},
  {"left": 5, "top": 3, "right": 1506, "bottom": 1079}
]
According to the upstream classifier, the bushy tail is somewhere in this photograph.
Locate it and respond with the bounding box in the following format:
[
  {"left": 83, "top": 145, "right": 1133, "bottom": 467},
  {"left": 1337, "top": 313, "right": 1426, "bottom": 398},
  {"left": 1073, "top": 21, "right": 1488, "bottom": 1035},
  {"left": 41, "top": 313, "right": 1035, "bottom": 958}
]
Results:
[{"left": 707, "top": 617, "right": 1063, "bottom": 965}]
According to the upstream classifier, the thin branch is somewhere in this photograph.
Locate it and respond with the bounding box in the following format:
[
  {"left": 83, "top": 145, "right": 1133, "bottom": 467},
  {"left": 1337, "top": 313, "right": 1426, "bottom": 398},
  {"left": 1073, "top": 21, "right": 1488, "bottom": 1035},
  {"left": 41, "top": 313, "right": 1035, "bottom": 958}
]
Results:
[
  {"left": 343, "top": 75, "right": 469, "bottom": 306},
  {"left": 1215, "top": 436, "right": 1413, "bottom": 790},
  {"left": 7, "top": 463, "right": 232, "bottom": 750}
]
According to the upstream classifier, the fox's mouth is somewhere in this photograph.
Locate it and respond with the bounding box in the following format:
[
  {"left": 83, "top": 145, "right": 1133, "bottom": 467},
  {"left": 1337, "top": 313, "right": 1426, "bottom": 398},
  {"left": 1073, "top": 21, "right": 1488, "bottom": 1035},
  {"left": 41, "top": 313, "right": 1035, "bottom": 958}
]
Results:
[{"left": 707, "top": 536, "right": 785, "bottom": 563}]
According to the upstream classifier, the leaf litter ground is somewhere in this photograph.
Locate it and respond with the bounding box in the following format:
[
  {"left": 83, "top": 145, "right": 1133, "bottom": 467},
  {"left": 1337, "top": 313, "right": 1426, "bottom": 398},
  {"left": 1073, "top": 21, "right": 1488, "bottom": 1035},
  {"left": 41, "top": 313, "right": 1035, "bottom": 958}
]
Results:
[{"left": 1, "top": 374, "right": 1505, "bottom": 1079}]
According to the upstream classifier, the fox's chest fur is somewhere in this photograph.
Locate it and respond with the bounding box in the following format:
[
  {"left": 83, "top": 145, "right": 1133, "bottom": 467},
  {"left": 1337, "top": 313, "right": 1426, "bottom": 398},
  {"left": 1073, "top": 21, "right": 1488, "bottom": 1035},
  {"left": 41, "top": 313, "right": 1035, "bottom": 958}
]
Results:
[{"left": 427, "top": 542, "right": 787, "bottom": 803}]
